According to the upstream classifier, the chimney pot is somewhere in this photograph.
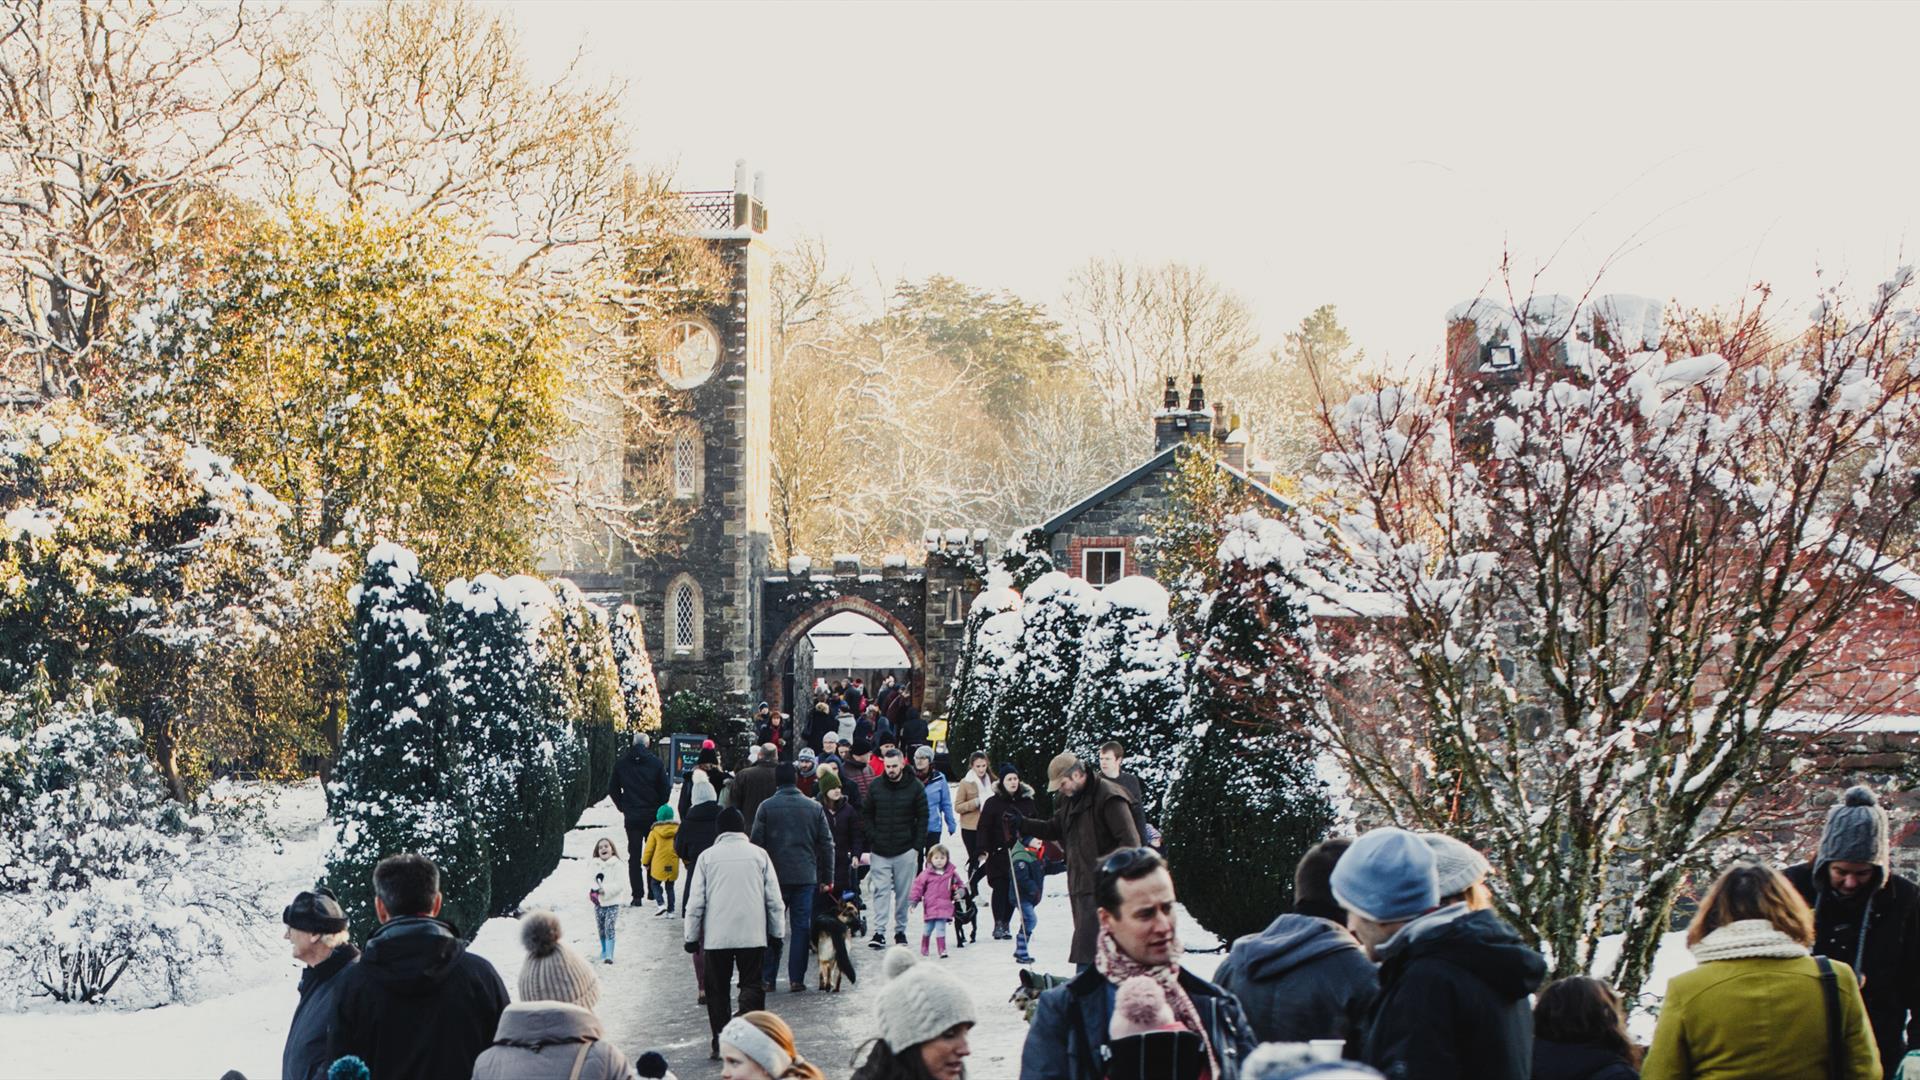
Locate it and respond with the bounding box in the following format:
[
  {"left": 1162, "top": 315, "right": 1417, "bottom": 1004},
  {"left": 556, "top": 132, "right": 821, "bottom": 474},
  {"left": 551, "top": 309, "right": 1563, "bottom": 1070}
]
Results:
[
  {"left": 1162, "top": 376, "right": 1179, "bottom": 409},
  {"left": 733, "top": 159, "right": 749, "bottom": 195},
  {"left": 753, "top": 170, "right": 766, "bottom": 202},
  {"left": 1188, "top": 373, "right": 1206, "bottom": 413}
]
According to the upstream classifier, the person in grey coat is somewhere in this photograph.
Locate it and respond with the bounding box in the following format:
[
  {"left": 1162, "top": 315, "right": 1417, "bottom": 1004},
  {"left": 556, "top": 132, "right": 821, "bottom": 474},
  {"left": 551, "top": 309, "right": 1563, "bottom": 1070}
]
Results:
[
  {"left": 751, "top": 763, "right": 834, "bottom": 992},
  {"left": 1213, "top": 838, "right": 1378, "bottom": 1044},
  {"left": 684, "top": 807, "right": 786, "bottom": 1058},
  {"left": 472, "top": 912, "right": 632, "bottom": 1080}
]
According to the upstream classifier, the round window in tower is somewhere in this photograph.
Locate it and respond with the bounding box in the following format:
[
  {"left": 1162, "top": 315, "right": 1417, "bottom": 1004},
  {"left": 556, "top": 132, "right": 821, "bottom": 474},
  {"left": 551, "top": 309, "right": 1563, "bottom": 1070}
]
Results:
[{"left": 658, "top": 320, "right": 721, "bottom": 389}]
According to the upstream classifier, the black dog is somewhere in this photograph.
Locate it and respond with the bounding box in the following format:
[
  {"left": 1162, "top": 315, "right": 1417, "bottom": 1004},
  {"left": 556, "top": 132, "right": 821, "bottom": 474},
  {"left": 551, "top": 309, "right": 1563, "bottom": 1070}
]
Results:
[{"left": 951, "top": 884, "right": 978, "bottom": 947}]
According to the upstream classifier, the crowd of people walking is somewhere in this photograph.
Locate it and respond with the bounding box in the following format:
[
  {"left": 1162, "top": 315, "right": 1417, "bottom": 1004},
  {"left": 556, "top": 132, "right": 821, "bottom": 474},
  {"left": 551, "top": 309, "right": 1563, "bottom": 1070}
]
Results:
[{"left": 258, "top": 710, "right": 1917, "bottom": 1080}]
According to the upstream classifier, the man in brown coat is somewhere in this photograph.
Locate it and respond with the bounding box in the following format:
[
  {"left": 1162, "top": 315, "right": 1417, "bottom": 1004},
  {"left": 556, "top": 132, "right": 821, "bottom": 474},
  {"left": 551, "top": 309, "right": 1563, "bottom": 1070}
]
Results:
[{"left": 1016, "top": 751, "right": 1142, "bottom": 967}]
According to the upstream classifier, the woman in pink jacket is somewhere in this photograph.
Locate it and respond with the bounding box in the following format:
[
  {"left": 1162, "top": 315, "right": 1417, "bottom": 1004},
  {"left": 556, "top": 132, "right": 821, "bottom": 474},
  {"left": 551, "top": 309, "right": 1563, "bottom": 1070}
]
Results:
[{"left": 908, "top": 845, "right": 967, "bottom": 958}]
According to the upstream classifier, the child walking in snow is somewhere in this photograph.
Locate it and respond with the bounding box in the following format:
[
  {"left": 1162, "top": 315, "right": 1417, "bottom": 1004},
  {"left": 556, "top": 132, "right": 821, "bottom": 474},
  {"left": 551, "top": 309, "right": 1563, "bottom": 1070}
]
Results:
[
  {"left": 908, "top": 844, "right": 966, "bottom": 957},
  {"left": 589, "top": 836, "right": 628, "bottom": 963},
  {"left": 640, "top": 804, "right": 680, "bottom": 916}
]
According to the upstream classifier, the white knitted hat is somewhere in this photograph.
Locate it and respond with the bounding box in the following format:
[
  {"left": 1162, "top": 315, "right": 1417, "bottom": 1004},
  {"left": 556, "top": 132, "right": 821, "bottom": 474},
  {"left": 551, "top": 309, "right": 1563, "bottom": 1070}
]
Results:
[{"left": 877, "top": 946, "right": 975, "bottom": 1051}]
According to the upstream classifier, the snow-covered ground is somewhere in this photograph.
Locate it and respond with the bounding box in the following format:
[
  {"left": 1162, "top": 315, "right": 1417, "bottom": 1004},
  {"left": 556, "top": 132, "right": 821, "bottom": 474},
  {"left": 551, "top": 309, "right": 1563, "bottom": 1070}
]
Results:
[{"left": 0, "top": 779, "right": 1696, "bottom": 1078}]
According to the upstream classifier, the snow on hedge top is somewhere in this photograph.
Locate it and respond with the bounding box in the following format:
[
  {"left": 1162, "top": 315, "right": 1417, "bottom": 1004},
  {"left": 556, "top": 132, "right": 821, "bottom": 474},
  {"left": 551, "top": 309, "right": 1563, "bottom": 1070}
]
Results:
[
  {"left": 975, "top": 609, "right": 1025, "bottom": 661},
  {"left": 446, "top": 573, "right": 505, "bottom": 616},
  {"left": 498, "top": 574, "right": 558, "bottom": 633},
  {"left": 1098, "top": 575, "right": 1170, "bottom": 619},
  {"left": 365, "top": 541, "right": 420, "bottom": 585},
  {"left": 1023, "top": 570, "right": 1105, "bottom": 616},
  {"left": 971, "top": 584, "right": 1022, "bottom": 616}
]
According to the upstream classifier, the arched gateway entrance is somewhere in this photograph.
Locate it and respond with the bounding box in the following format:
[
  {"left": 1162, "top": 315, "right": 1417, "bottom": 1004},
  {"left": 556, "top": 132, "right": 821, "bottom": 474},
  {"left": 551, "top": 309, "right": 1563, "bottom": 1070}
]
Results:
[{"left": 763, "top": 594, "right": 925, "bottom": 718}]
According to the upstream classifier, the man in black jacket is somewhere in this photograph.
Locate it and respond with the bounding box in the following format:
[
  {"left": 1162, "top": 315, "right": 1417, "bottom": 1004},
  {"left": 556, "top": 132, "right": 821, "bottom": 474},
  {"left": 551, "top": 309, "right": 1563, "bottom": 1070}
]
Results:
[
  {"left": 281, "top": 888, "right": 359, "bottom": 1080},
  {"left": 862, "top": 747, "right": 928, "bottom": 949},
  {"left": 1331, "top": 827, "right": 1544, "bottom": 1080},
  {"left": 728, "top": 744, "right": 780, "bottom": 828},
  {"left": 327, "top": 854, "right": 509, "bottom": 1080},
  {"left": 608, "top": 732, "right": 672, "bottom": 904},
  {"left": 751, "top": 763, "right": 835, "bottom": 992},
  {"left": 1021, "top": 847, "right": 1258, "bottom": 1079},
  {"left": 1784, "top": 785, "right": 1920, "bottom": 1079}
]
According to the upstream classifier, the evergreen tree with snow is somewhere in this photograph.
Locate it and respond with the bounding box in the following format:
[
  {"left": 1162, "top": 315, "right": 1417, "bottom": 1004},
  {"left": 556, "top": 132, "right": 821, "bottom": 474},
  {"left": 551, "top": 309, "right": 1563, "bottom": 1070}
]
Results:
[
  {"left": 440, "top": 574, "right": 565, "bottom": 915},
  {"left": 549, "top": 581, "right": 624, "bottom": 806},
  {"left": 1063, "top": 575, "right": 1187, "bottom": 822},
  {"left": 944, "top": 580, "right": 1020, "bottom": 761},
  {"left": 998, "top": 526, "right": 1057, "bottom": 591},
  {"left": 993, "top": 571, "right": 1103, "bottom": 801},
  {"left": 965, "top": 608, "right": 1025, "bottom": 772},
  {"left": 609, "top": 603, "right": 663, "bottom": 734},
  {"left": 323, "top": 544, "right": 489, "bottom": 939},
  {"left": 1163, "top": 514, "right": 1334, "bottom": 943}
]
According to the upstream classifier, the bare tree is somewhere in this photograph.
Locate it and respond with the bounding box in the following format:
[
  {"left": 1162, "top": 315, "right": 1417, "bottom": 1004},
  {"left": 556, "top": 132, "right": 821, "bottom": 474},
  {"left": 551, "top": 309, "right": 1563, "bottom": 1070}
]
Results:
[
  {"left": 1279, "top": 279, "right": 1920, "bottom": 1002},
  {"left": 0, "top": 0, "right": 297, "bottom": 399},
  {"left": 1064, "top": 257, "right": 1262, "bottom": 423}
]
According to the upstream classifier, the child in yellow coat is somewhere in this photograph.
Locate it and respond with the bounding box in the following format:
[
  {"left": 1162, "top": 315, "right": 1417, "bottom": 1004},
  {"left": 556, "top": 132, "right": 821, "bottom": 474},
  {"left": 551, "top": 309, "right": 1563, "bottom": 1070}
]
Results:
[{"left": 640, "top": 803, "right": 680, "bottom": 915}]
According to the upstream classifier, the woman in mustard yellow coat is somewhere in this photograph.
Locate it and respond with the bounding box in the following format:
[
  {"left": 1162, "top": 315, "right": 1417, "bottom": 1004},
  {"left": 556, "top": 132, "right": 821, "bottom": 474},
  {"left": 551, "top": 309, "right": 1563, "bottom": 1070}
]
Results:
[{"left": 1642, "top": 862, "right": 1880, "bottom": 1080}]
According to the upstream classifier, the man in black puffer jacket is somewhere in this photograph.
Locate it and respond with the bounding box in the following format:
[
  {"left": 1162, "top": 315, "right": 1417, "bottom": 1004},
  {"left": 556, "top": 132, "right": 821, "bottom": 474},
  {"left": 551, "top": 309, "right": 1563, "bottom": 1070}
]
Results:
[
  {"left": 1332, "top": 827, "right": 1545, "bottom": 1080},
  {"left": 327, "top": 855, "right": 509, "bottom": 1080},
  {"left": 1784, "top": 785, "right": 1920, "bottom": 1079},
  {"left": 861, "top": 747, "right": 928, "bottom": 948},
  {"left": 608, "top": 733, "right": 672, "bottom": 903}
]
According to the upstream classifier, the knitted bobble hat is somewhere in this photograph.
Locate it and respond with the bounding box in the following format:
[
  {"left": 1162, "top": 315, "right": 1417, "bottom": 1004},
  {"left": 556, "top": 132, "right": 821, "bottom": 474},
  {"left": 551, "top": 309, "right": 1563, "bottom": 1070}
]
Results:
[
  {"left": 1817, "top": 785, "right": 1891, "bottom": 881},
  {"left": 1420, "top": 833, "right": 1491, "bottom": 899},
  {"left": 878, "top": 946, "right": 976, "bottom": 1052},
  {"left": 1110, "top": 975, "right": 1180, "bottom": 1038},
  {"left": 655, "top": 804, "right": 676, "bottom": 823},
  {"left": 517, "top": 911, "right": 601, "bottom": 1010},
  {"left": 691, "top": 774, "right": 717, "bottom": 806}
]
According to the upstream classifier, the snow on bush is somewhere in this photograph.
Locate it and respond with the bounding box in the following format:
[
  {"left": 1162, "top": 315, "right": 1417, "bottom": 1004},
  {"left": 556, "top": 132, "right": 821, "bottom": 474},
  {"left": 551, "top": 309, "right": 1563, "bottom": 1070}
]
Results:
[
  {"left": 1164, "top": 513, "right": 1334, "bottom": 943},
  {"left": 0, "top": 690, "right": 254, "bottom": 1005},
  {"left": 942, "top": 578, "right": 1021, "bottom": 760},
  {"left": 963, "top": 609, "right": 1025, "bottom": 768},
  {"left": 1065, "top": 575, "right": 1187, "bottom": 821},
  {"left": 991, "top": 571, "right": 1104, "bottom": 797},
  {"left": 325, "top": 544, "right": 489, "bottom": 939},
  {"left": 609, "top": 604, "right": 662, "bottom": 734},
  {"left": 545, "top": 579, "right": 620, "bottom": 823},
  {"left": 440, "top": 574, "right": 565, "bottom": 916}
]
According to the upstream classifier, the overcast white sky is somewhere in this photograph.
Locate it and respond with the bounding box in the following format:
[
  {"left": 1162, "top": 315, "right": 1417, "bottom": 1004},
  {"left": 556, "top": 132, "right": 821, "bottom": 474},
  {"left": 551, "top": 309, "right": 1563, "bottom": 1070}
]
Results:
[{"left": 503, "top": 1, "right": 1919, "bottom": 364}]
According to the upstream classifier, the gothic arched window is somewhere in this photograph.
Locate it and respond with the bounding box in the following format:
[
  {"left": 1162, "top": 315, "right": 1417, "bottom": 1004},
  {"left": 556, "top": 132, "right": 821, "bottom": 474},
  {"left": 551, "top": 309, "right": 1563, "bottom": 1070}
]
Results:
[
  {"left": 672, "top": 428, "right": 701, "bottom": 501},
  {"left": 667, "top": 575, "right": 702, "bottom": 658}
]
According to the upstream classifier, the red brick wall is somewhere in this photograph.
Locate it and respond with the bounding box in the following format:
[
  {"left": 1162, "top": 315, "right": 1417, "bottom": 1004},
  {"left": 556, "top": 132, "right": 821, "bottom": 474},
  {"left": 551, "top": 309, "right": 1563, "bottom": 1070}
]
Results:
[{"left": 1065, "top": 535, "right": 1136, "bottom": 581}]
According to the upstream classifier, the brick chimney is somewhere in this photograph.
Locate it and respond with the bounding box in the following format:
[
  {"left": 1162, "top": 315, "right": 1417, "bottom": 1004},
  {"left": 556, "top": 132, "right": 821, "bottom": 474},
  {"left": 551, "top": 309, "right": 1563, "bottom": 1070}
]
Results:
[{"left": 1186, "top": 375, "right": 1212, "bottom": 440}]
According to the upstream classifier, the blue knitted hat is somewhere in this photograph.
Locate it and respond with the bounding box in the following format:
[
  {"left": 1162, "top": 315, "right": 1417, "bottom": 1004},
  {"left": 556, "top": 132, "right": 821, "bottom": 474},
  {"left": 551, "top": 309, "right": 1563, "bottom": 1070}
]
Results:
[{"left": 1329, "top": 827, "right": 1439, "bottom": 923}]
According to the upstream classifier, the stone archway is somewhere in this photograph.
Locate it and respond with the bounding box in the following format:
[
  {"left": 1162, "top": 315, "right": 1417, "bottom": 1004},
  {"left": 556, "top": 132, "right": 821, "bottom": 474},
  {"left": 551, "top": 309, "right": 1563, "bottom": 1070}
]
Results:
[{"left": 764, "top": 594, "right": 926, "bottom": 718}]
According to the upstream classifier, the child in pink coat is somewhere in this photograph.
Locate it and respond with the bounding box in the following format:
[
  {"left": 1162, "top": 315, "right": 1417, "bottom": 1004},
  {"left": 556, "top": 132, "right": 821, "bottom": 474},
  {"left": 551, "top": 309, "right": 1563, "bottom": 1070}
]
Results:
[{"left": 908, "top": 844, "right": 967, "bottom": 957}]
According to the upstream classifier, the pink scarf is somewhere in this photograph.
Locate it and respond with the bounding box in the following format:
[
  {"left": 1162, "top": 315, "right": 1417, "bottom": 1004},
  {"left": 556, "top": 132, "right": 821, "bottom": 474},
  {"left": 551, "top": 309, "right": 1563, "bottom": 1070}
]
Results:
[{"left": 1094, "top": 928, "right": 1217, "bottom": 1080}]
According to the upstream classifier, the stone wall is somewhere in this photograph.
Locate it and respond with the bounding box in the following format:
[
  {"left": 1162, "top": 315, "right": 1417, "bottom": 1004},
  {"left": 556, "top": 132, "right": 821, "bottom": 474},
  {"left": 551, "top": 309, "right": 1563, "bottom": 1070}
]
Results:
[{"left": 1047, "top": 458, "right": 1176, "bottom": 581}]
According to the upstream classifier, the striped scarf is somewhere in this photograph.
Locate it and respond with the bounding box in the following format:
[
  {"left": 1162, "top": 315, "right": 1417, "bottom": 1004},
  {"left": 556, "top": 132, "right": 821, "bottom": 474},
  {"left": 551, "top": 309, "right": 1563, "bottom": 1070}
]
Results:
[{"left": 1095, "top": 928, "right": 1217, "bottom": 1080}]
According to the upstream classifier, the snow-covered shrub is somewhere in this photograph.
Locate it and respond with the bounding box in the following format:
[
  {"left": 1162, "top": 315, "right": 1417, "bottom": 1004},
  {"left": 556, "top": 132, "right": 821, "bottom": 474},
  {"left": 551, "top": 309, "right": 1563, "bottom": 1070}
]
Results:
[
  {"left": 998, "top": 526, "right": 1056, "bottom": 590},
  {"left": 609, "top": 603, "right": 663, "bottom": 734},
  {"left": 549, "top": 581, "right": 623, "bottom": 808},
  {"left": 0, "top": 690, "right": 253, "bottom": 1004},
  {"left": 440, "top": 574, "right": 564, "bottom": 915},
  {"left": 991, "top": 572, "right": 1103, "bottom": 799},
  {"left": 324, "top": 544, "right": 489, "bottom": 939},
  {"left": 964, "top": 608, "right": 1025, "bottom": 775},
  {"left": 0, "top": 402, "right": 308, "bottom": 800},
  {"left": 1064, "top": 575, "right": 1187, "bottom": 821},
  {"left": 1164, "top": 515, "right": 1333, "bottom": 943},
  {"left": 944, "top": 580, "right": 1021, "bottom": 761}
]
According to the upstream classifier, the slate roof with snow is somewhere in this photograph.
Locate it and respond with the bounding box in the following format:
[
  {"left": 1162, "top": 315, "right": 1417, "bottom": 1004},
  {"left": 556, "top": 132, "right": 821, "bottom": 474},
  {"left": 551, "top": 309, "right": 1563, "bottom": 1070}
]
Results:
[{"left": 1038, "top": 442, "right": 1292, "bottom": 535}]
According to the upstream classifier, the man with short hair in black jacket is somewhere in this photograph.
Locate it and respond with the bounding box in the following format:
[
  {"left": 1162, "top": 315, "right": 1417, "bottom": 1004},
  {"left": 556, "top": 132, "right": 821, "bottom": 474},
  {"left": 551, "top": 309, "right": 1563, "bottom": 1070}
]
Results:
[
  {"left": 861, "top": 747, "right": 928, "bottom": 949},
  {"left": 608, "top": 732, "right": 672, "bottom": 903},
  {"left": 1784, "top": 785, "right": 1920, "bottom": 1079},
  {"left": 326, "top": 854, "right": 509, "bottom": 1080}
]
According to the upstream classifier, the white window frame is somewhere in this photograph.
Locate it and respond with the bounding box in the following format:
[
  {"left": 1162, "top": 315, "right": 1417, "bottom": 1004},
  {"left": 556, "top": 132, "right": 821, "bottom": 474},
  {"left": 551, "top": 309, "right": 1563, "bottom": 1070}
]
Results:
[
  {"left": 672, "top": 429, "right": 700, "bottom": 501},
  {"left": 666, "top": 574, "right": 703, "bottom": 659},
  {"left": 1083, "top": 547, "right": 1125, "bottom": 586}
]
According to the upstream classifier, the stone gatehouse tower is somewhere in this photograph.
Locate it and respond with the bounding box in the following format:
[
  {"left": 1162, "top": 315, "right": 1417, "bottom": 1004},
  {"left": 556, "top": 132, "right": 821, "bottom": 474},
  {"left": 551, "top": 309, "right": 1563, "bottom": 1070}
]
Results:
[{"left": 624, "top": 163, "right": 773, "bottom": 705}]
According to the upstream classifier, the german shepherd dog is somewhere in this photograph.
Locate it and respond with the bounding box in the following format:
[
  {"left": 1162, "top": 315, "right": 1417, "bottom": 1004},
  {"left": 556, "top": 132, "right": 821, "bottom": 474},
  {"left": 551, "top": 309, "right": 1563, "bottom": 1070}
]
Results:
[{"left": 812, "top": 892, "right": 863, "bottom": 992}]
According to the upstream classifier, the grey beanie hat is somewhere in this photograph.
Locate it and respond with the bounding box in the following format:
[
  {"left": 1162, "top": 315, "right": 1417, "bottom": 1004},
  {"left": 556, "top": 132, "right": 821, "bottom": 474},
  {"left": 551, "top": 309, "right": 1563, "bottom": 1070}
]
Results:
[
  {"left": 1420, "top": 833, "right": 1492, "bottom": 900},
  {"left": 518, "top": 911, "right": 601, "bottom": 1010},
  {"left": 1816, "top": 785, "right": 1891, "bottom": 883},
  {"left": 877, "top": 946, "right": 975, "bottom": 1051}
]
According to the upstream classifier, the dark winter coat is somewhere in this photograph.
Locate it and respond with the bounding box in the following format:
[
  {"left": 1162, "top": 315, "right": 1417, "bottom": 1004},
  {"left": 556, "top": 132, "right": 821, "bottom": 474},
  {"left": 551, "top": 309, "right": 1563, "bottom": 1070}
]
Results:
[
  {"left": 755, "top": 720, "right": 792, "bottom": 761},
  {"left": 1531, "top": 1038, "right": 1639, "bottom": 1080},
  {"left": 1019, "top": 774, "right": 1141, "bottom": 900},
  {"left": 750, "top": 783, "right": 834, "bottom": 887},
  {"left": 1212, "top": 913, "right": 1378, "bottom": 1044},
  {"left": 977, "top": 784, "right": 1038, "bottom": 887},
  {"left": 822, "top": 795, "right": 865, "bottom": 896},
  {"left": 804, "top": 706, "right": 838, "bottom": 752},
  {"left": 1110, "top": 769, "right": 1150, "bottom": 842},
  {"left": 1360, "top": 906, "right": 1547, "bottom": 1080},
  {"left": 1020, "top": 965, "right": 1259, "bottom": 1080},
  {"left": 607, "top": 744, "right": 671, "bottom": 826},
  {"left": 896, "top": 704, "right": 928, "bottom": 748},
  {"left": 674, "top": 800, "right": 722, "bottom": 874},
  {"left": 676, "top": 763, "right": 730, "bottom": 816},
  {"left": 471, "top": 1002, "right": 631, "bottom": 1080},
  {"left": 282, "top": 944, "right": 359, "bottom": 1080},
  {"left": 1786, "top": 860, "right": 1920, "bottom": 1077},
  {"left": 861, "top": 769, "right": 929, "bottom": 858},
  {"left": 728, "top": 761, "right": 779, "bottom": 828},
  {"left": 325, "top": 915, "right": 510, "bottom": 1080}
]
